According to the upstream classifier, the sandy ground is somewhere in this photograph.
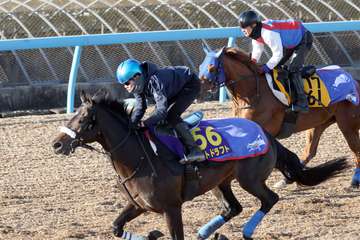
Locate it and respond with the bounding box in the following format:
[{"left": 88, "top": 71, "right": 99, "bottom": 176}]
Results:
[{"left": 1, "top": 101, "right": 360, "bottom": 240}]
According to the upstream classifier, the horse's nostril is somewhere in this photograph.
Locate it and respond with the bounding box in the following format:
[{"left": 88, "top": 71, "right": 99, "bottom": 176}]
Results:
[{"left": 53, "top": 141, "right": 63, "bottom": 150}]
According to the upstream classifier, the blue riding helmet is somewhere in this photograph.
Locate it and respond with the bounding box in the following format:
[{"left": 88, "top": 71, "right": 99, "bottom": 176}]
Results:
[{"left": 116, "top": 59, "right": 142, "bottom": 84}]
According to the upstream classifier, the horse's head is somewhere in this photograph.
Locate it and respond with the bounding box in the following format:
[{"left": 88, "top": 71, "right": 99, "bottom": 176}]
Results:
[
  {"left": 199, "top": 45, "right": 226, "bottom": 90},
  {"left": 200, "top": 46, "right": 261, "bottom": 96},
  {"left": 52, "top": 91, "right": 102, "bottom": 155}
]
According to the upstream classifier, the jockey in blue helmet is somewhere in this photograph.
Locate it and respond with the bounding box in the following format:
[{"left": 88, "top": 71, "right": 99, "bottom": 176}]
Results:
[
  {"left": 239, "top": 10, "right": 313, "bottom": 113},
  {"left": 116, "top": 59, "right": 205, "bottom": 164}
]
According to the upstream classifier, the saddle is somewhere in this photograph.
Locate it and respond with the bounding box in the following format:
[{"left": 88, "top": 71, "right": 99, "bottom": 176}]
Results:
[
  {"left": 268, "top": 65, "right": 359, "bottom": 139},
  {"left": 147, "top": 111, "right": 204, "bottom": 201},
  {"left": 153, "top": 111, "right": 203, "bottom": 137},
  {"left": 145, "top": 113, "right": 271, "bottom": 201},
  {"left": 268, "top": 65, "right": 331, "bottom": 108}
]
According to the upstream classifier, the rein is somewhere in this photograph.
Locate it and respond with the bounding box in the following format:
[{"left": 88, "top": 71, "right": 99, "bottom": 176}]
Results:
[
  {"left": 222, "top": 55, "right": 261, "bottom": 110},
  {"left": 102, "top": 107, "right": 158, "bottom": 177},
  {"left": 59, "top": 106, "right": 159, "bottom": 209},
  {"left": 100, "top": 108, "right": 159, "bottom": 208}
]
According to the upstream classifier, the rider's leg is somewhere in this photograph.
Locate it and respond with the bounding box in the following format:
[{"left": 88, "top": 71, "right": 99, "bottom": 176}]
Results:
[
  {"left": 167, "top": 75, "right": 205, "bottom": 163},
  {"left": 175, "top": 121, "right": 205, "bottom": 163},
  {"left": 289, "top": 31, "right": 313, "bottom": 113},
  {"left": 290, "top": 70, "right": 309, "bottom": 112}
]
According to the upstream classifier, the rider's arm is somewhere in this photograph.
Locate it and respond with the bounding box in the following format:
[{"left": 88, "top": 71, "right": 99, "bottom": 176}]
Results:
[
  {"left": 131, "top": 93, "right": 147, "bottom": 125},
  {"left": 262, "top": 28, "right": 283, "bottom": 70},
  {"left": 143, "top": 76, "right": 168, "bottom": 127},
  {"left": 251, "top": 39, "right": 264, "bottom": 63}
]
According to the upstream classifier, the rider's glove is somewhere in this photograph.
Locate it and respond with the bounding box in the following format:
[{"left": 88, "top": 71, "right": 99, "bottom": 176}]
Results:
[
  {"left": 129, "top": 120, "right": 141, "bottom": 130},
  {"left": 260, "top": 64, "right": 271, "bottom": 74}
]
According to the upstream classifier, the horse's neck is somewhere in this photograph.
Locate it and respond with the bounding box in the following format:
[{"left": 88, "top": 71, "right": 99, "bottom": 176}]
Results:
[
  {"left": 224, "top": 60, "right": 257, "bottom": 100},
  {"left": 224, "top": 58, "right": 282, "bottom": 111},
  {"left": 96, "top": 107, "right": 142, "bottom": 173}
]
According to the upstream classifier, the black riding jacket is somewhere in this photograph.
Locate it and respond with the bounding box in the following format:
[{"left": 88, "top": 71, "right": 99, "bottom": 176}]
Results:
[{"left": 131, "top": 62, "right": 195, "bottom": 126}]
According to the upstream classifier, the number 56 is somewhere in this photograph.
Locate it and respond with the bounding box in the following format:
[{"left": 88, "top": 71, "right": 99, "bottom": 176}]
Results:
[{"left": 191, "top": 126, "right": 222, "bottom": 151}]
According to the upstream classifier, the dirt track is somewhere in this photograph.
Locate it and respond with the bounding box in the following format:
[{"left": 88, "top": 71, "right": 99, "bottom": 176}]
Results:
[{"left": 1, "top": 101, "right": 360, "bottom": 240}]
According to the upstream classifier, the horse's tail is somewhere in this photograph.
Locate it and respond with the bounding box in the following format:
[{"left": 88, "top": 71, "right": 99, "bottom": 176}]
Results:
[{"left": 274, "top": 140, "right": 348, "bottom": 186}]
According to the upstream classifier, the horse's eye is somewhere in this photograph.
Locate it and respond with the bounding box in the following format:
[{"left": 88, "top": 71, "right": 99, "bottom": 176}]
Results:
[{"left": 208, "top": 65, "right": 216, "bottom": 73}]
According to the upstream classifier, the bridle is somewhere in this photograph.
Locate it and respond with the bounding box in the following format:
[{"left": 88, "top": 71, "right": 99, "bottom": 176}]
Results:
[
  {"left": 59, "top": 106, "right": 132, "bottom": 155},
  {"left": 209, "top": 51, "right": 261, "bottom": 109},
  {"left": 59, "top": 104, "right": 157, "bottom": 209}
]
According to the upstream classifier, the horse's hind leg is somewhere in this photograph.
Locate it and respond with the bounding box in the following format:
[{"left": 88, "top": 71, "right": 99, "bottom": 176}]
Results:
[
  {"left": 164, "top": 206, "right": 184, "bottom": 240},
  {"left": 240, "top": 181, "right": 279, "bottom": 239},
  {"left": 274, "top": 121, "right": 333, "bottom": 189},
  {"left": 334, "top": 101, "right": 360, "bottom": 187},
  {"left": 235, "top": 158, "right": 279, "bottom": 239},
  {"left": 198, "top": 180, "right": 242, "bottom": 239},
  {"left": 336, "top": 120, "right": 360, "bottom": 187},
  {"left": 112, "top": 203, "right": 146, "bottom": 238},
  {"left": 302, "top": 120, "right": 335, "bottom": 165}
]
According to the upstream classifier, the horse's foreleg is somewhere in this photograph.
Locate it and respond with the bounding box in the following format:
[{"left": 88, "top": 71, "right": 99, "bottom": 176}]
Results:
[
  {"left": 198, "top": 181, "right": 242, "bottom": 240},
  {"left": 112, "top": 203, "right": 146, "bottom": 239},
  {"left": 164, "top": 207, "right": 184, "bottom": 240}
]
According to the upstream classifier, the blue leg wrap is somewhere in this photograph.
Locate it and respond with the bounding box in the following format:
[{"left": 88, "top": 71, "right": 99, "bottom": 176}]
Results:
[
  {"left": 243, "top": 210, "right": 265, "bottom": 239},
  {"left": 197, "top": 215, "right": 226, "bottom": 239},
  {"left": 121, "top": 230, "right": 147, "bottom": 240},
  {"left": 351, "top": 168, "right": 360, "bottom": 186}
]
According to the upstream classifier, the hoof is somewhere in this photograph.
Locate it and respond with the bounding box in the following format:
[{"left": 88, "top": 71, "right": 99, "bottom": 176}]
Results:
[
  {"left": 213, "top": 233, "right": 230, "bottom": 240},
  {"left": 148, "top": 230, "right": 164, "bottom": 240},
  {"left": 351, "top": 180, "right": 359, "bottom": 188},
  {"left": 243, "top": 235, "right": 253, "bottom": 240},
  {"left": 112, "top": 225, "right": 123, "bottom": 238},
  {"left": 351, "top": 169, "right": 360, "bottom": 188},
  {"left": 273, "top": 179, "right": 288, "bottom": 189}
]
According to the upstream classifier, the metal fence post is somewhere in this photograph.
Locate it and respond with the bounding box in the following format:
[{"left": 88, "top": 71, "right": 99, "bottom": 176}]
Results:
[
  {"left": 219, "top": 36, "right": 236, "bottom": 103},
  {"left": 67, "top": 46, "right": 82, "bottom": 113}
]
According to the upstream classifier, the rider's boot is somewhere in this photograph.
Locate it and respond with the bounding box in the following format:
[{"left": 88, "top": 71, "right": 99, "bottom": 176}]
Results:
[
  {"left": 175, "top": 122, "right": 205, "bottom": 164},
  {"left": 290, "top": 71, "right": 309, "bottom": 113}
]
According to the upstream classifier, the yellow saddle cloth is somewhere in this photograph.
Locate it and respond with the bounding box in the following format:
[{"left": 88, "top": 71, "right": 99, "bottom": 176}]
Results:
[{"left": 272, "top": 69, "right": 331, "bottom": 107}]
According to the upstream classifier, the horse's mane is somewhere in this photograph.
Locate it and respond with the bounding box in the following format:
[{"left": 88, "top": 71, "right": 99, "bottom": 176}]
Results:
[
  {"left": 224, "top": 47, "right": 257, "bottom": 71},
  {"left": 92, "top": 90, "right": 130, "bottom": 119}
]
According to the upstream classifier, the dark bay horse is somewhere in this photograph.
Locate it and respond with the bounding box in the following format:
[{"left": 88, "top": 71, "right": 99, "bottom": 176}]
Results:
[
  {"left": 52, "top": 91, "right": 347, "bottom": 240},
  {"left": 199, "top": 46, "right": 360, "bottom": 188}
]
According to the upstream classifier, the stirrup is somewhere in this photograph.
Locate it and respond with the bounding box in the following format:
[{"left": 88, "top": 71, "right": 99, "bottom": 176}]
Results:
[
  {"left": 179, "top": 153, "right": 205, "bottom": 164},
  {"left": 291, "top": 104, "right": 309, "bottom": 113}
]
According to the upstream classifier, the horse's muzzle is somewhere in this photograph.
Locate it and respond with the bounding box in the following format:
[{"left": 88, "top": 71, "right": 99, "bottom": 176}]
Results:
[
  {"left": 52, "top": 140, "right": 75, "bottom": 155},
  {"left": 52, "top": 141, "right": 64, "bottom": 154}
]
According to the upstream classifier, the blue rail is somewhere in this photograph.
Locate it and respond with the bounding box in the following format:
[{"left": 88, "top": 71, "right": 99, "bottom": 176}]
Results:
[
  {"left": 0, "top": 21, "right": 359, "bottom": 51},
  {"left": 1, "top": 20, "right": 359, "bottom": 111}
]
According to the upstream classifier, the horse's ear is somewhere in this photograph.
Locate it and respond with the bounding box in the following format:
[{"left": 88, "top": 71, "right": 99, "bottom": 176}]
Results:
[
  {"left": 80, "top": 90, "right": 87, "bottom": 103},
  {"left": 80, "top": 90, "right": 93, "bottom": 104},
  {"left": 92, "top": 88, "right": 108, "bottom": 102},
  {"left": 215, "top": 47, "right": 226, "bottom": 58},
  {"left": 202, "top": 42, "right": 211, "bottom": 54},
  {"left": 225, "top": 47, "right": 238, "bottom": 56},
  {"left": 122, "top": 98, "right": 136, "bottom": 116}
]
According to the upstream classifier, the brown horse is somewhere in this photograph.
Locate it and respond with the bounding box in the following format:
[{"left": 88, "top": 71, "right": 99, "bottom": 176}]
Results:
[
  {"left": 199, "top": 46, "right": 360, "bottom": 188},
  {"left": 52, "top": 90, "right": 347, "bottom": 240}
]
